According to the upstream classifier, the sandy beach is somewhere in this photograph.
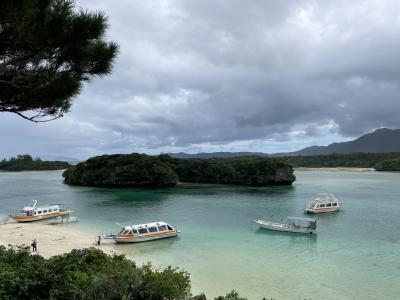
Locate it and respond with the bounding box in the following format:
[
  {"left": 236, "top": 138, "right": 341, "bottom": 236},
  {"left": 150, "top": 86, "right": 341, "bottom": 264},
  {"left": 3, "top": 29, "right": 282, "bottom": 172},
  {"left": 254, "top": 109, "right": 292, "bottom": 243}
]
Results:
[
  {"left": 0, "top": 221, "right": 120, "bottom": 258},
  {"left": 295, "top": 167, "right": 375, "bottom": 172}
]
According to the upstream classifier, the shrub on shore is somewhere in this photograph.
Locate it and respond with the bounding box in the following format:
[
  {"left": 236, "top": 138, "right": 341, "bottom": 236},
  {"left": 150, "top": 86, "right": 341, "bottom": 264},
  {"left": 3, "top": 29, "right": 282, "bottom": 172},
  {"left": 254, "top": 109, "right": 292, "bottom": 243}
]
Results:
[{"left": 0, "top": 245, "right": 251, "bottom": 300}]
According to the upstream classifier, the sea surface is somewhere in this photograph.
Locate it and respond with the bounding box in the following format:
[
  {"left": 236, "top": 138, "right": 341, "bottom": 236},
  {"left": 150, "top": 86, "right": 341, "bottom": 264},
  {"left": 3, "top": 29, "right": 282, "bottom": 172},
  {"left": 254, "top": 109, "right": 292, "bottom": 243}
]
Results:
[{"left": 0, "top": 170, "right": 399, "bottom": 299}]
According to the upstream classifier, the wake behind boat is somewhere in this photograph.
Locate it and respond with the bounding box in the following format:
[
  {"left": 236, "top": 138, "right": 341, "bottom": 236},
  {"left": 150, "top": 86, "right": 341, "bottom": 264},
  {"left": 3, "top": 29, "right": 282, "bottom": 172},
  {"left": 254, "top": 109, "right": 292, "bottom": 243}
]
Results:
[
  {"left": 10, "top": 200, "right": 73, "bottom": 223},
  {"left": 105, "top": 221, "right": 179, "bottom": 243},
  {"left": 254, "top": 217, "right": 317, "bottom": 234}
]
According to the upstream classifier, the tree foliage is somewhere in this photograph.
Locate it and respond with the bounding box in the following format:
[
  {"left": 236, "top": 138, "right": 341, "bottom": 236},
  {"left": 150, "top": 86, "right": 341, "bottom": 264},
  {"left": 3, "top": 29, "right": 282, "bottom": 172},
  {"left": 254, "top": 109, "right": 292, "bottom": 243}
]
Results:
[
  {"left": 0, "top": 246, "right": 191, "bottom": 300},
  {"left": 0, "top": 154, "right": 69, "bottom": 171},
  {"left": 281, "top": 152, "right": 400, "bottom": 169},
  {"left": 63, "top": 153, "right": 179, "bottom": 187},
  {"left": 63, "top": 154, "right": 295, "bottom": 187},
  {"left": 374, "top": 157, "right": 400, "bottom": 171},
  {"left": 0, "top": 0, "right": 118, "bottom": 122}
]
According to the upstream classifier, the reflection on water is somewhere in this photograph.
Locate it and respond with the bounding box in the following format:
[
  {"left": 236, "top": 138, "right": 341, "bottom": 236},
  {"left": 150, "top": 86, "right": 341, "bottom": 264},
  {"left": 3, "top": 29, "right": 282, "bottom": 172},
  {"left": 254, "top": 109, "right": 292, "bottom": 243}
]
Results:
[{"left": 0, "top": 170, "right": 399, "bottom": 299}]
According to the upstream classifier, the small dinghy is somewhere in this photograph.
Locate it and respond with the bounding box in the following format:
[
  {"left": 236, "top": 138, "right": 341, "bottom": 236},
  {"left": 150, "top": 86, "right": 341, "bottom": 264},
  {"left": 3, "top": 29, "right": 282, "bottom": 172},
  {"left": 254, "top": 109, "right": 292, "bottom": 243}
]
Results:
[
  {"left": 304, "top": 193, "right": 343, "bottom": 214},
  {"left": 47, "top": 216, "right": 79, "bottom": 225},
  {"left": 254, "top": 217, "right": 317, "bottom": 234},
  {"left": 104, "top": 221, "right": 180, "bottom": 243}
]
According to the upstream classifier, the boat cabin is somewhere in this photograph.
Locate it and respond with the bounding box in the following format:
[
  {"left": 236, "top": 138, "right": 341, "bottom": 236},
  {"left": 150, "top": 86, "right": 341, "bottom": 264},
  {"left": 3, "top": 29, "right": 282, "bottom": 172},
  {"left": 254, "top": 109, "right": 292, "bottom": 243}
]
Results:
[{"left": 287, "top": 217, "right": 316, "bottom": 230}]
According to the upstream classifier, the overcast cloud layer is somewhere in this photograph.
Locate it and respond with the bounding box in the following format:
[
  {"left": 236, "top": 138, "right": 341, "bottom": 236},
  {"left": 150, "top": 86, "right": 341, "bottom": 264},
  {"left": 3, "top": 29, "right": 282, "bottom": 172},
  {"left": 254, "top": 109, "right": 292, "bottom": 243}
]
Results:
[{"left": 2, "top": 0, "right": 400, "bottom": 160}]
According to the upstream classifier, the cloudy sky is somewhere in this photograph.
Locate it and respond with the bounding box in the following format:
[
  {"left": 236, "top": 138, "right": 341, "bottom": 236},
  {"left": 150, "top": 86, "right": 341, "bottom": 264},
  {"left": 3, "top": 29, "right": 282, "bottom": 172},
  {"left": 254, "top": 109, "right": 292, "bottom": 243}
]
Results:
[{"left": 2, "top": 0, "right": 400, "bottom": 160}]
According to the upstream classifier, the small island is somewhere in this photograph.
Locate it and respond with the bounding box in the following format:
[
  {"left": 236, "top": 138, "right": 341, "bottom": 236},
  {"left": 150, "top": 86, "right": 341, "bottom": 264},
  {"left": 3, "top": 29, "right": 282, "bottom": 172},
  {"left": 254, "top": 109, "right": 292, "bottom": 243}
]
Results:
[
  {"left": 63, "top": 153, "right": 295, "bottom": 187},
  {"left": 0, "top": 154, "right": 70, "bottom": 171}
]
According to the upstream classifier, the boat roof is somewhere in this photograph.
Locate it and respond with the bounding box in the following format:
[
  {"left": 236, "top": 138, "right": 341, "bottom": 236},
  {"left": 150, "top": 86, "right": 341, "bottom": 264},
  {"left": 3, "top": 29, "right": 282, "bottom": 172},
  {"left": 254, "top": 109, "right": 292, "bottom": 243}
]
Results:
[
  {"left": 123, "top": 221, "right": 169, "bottom": 230},
  {"left": 287, "top": 216, "right": 316, "bottom": 222}
]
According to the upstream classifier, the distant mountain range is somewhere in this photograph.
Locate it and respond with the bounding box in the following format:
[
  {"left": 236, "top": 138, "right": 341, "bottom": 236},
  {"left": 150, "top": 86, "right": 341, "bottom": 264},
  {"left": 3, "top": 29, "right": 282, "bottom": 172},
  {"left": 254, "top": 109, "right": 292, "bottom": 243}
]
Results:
[{"left": 168, "top": 128, "right": 400, "bottom": 158}]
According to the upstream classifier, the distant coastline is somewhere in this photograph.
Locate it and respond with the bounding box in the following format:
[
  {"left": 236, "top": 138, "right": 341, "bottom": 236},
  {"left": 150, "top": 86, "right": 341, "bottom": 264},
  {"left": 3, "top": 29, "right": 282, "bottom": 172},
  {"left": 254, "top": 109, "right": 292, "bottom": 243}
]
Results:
[
  {"left": 295, "top": 167, "right": 375, "bottom": 172},
  {"left": 0, "top": 154, "right": 70, "bottom": 171}
]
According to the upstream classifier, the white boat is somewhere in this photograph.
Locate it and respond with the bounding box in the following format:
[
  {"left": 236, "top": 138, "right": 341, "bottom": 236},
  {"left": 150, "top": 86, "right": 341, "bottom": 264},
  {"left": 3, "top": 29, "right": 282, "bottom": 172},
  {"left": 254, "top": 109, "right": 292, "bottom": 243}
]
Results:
[
  {"left": 304, "top": 193, "right": 344, "bottom": 213},
  {"left": 254, "top": 217, "right": 317, "bottom": 234},
  {"left": 10, "top": 200, "right": 73, "bottom": 223},
  {"left": 47, "top": 216, "right": 79, "bottom": 225},
  {"left": 106, "top": 221, "right": 179, "bottom": 243}
]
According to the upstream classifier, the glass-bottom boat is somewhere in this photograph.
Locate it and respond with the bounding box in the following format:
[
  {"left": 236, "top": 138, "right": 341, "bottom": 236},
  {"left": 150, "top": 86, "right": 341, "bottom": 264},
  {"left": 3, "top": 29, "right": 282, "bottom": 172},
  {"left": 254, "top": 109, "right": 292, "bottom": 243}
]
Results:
[
  {"left": 10, "top": 200, "right": 73, "bottom": 223},
  {"left": 106, "top": 221, "right": 180, "bottom": 243},
  {"left": 304, "top": 193, "right": 344, "bottom": 213}
]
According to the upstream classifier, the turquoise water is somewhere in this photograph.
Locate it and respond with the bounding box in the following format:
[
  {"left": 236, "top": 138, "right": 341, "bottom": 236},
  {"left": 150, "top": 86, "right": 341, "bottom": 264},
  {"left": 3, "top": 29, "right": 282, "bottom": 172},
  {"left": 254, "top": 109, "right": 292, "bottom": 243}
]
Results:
[{"left": 1, "top": 170, "right": 399, "bottom": 299}]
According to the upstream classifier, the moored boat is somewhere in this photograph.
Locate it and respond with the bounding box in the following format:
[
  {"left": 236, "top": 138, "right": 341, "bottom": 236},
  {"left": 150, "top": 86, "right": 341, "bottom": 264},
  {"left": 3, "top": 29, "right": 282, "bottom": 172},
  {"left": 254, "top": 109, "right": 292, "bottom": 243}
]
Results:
[
  {"left": 254, "top": 217, "right": 317, "bottom": 234},
  {"left": 304, "top": 193, "right": 343, "bottom": 213},
  {"left": 10, "top": 200, "right": 73, "bottom": 223},
  {"left": 47, "top": 216, "right": 79, "bottom": 225},
  {"left": 106, "top": 221, "right": 179, "bottom": 243}
]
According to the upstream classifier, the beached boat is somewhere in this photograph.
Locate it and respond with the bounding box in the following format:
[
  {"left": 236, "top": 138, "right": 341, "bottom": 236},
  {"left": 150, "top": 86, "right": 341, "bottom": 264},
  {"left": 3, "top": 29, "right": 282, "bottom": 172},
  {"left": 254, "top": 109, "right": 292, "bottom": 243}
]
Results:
[
  {"left": 304, "top": 193, "right": 343, "bottom": 213},
  {"left": 10, "top": 200, "right": 73, "bottom": 223},
  {"left": 47, "top": 216, "right": 79, "bottom": 225},
  {"left": 254, "top": 217, "right": 317, "bottom": 234},
  {"left": 106, "top": 221, "right": 179, "bottom": 243}
]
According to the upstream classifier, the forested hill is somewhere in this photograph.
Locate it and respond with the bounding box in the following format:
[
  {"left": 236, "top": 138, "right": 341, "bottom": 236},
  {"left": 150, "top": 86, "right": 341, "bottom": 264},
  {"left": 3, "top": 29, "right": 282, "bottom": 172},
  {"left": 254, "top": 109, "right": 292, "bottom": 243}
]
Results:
[
  {"left": 63, "top": 153, "right": 295, "bottom": 188},
  {"left": 0, "top": 155, "right": 70, "bottom": 171},
  {"left": 273, "top": 128, "right": 400, "bottom": 156}
]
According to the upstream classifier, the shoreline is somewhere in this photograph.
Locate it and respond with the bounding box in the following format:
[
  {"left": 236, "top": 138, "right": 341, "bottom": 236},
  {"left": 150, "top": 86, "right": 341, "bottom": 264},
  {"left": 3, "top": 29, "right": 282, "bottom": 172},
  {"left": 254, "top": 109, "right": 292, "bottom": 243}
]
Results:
[
  {"left": 0, "top": 222, "right": 121, "bottom": 258},
  {"left": 295, "top": 167, "right": 375, "bottom": 172}
]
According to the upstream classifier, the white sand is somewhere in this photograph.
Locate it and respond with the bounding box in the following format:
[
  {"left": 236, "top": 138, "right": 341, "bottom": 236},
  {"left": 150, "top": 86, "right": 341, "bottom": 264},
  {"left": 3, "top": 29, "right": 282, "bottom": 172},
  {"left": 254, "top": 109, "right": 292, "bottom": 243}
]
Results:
[{"left": 0, "top": 221, "right": 121, "bottom": 258}]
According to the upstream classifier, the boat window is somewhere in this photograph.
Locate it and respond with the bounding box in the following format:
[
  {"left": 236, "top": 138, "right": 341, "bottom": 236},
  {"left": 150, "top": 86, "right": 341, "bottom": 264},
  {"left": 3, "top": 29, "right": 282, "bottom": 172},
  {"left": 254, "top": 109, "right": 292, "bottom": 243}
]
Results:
[
  {"left": 167, "top": 225, "right": 174, "bottom": 231},
  {"left": 132, "top": 229, "right": 138, "bottom": 234},
  {"left": 34, "top": 211, "right": 37, "bottom": 215},
  {"left": 319, "top": 204, "right": 325, "bottom": 208},
  {"left": 38, "top": 211, "right": 42, "bottom": 214},
  {"left": 138, "top": 228, "right": 148, "bottom": 234},
  {"left": 157, "top": 225, "right": 167, "bottom": 231},
  {"left": 122, "top": 230, "right": 130, "bottom": 235},
  {"left": 43, "top": 210, "right": 47, "bottom": 213},
  {"left": 148, "top": 227, "right": 158, "bottom": 233},
  {"left": 332, "top": 203, "right": 337, "bottom": 206},
  {"left": 326, "top": 203, "right": 331, "bottom": 207},
  {"left": 48, "top": 209, "right": 52, "bottom": 212}
]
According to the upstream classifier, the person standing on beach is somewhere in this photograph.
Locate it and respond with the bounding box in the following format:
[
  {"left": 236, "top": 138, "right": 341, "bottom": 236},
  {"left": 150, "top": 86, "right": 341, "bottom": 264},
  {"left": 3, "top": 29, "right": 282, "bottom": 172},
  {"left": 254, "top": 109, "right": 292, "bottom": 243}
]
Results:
[
  {"left": 97, "top": 235, "right": 101, "bottom": 246},
  {"left": 31, "top": 239, "right": 37, "bottom": 252}
]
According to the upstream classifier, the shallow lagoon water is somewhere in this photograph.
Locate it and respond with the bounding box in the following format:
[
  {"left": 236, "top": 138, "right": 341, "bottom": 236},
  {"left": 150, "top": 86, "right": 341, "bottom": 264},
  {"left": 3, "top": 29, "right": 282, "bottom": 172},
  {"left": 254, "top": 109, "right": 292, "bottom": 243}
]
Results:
[{"left": 1, "top": 170, "right": 399, "bottom": 299}]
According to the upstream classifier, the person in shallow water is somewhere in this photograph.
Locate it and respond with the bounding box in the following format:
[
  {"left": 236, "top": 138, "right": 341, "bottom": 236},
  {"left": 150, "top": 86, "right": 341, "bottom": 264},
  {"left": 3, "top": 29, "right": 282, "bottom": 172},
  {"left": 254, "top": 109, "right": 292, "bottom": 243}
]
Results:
[{"left": 31, "top": 239, "right": 37, "bottom": 252}]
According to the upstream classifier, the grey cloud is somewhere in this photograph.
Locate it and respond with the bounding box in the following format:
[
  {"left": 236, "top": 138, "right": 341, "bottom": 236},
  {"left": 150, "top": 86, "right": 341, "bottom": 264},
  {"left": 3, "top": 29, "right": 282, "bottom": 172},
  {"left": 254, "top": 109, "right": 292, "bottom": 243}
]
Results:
[{"left": 1, "top": 0, "right": 400, "bottom": 158}]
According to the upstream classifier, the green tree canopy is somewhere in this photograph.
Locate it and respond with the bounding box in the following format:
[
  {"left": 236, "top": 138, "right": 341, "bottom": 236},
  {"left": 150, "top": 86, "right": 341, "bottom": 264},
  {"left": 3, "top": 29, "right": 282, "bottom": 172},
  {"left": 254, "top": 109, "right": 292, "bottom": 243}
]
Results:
[{"left": 0, "top": 0, "right": 118, "bottom": 122}]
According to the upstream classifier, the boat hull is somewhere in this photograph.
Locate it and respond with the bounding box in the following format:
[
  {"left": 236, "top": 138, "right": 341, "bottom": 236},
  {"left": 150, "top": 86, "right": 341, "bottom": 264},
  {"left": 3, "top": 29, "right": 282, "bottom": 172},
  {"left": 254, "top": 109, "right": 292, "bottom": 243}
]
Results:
[
  {"left": 304, "top": 205, "right": 343, "bottom": 214},
  {"left": 11, "top": 210, "right": 72, "bottom": 223},
  {"left": 255, "top": 220, "right": 316, "bottom": 234},
  {"left": 114, "top": 231, "right": 178, "bottom": 243}
]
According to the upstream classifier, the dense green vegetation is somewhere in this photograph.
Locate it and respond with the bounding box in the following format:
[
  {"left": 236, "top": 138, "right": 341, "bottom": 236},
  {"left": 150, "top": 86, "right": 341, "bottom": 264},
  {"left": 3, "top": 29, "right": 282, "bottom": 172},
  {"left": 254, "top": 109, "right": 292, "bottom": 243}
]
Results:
[
  {"left": 374, "top": 157, "right": 400, "bottom": 171},
  {"left": 63, "top": 153, "right": 295, "bottom": 187},
  {"left": 0, "top": 154, "right": 69, "bottom": 171},
  {"left": 0, "top": 0, "right": 118, "bottom": 122},
  {"left": 0, "top": 246, "right": 251, "bottom": 300},
  {"left": 281, "top": 152, "right": 400, "bottom": 170},
  {"left": 159, "top": 154, "right": 295, "bottom": 186},
  {"left": 63, "top": 154, "right": 179, "bottom": 187}
]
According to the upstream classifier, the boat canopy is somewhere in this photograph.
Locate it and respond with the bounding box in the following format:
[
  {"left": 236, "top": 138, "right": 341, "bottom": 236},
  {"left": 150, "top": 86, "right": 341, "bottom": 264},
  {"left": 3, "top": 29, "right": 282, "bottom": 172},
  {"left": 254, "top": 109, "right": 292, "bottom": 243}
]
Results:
[{"left": 287, "top": 217, "right": 316, "bottom": 229}]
